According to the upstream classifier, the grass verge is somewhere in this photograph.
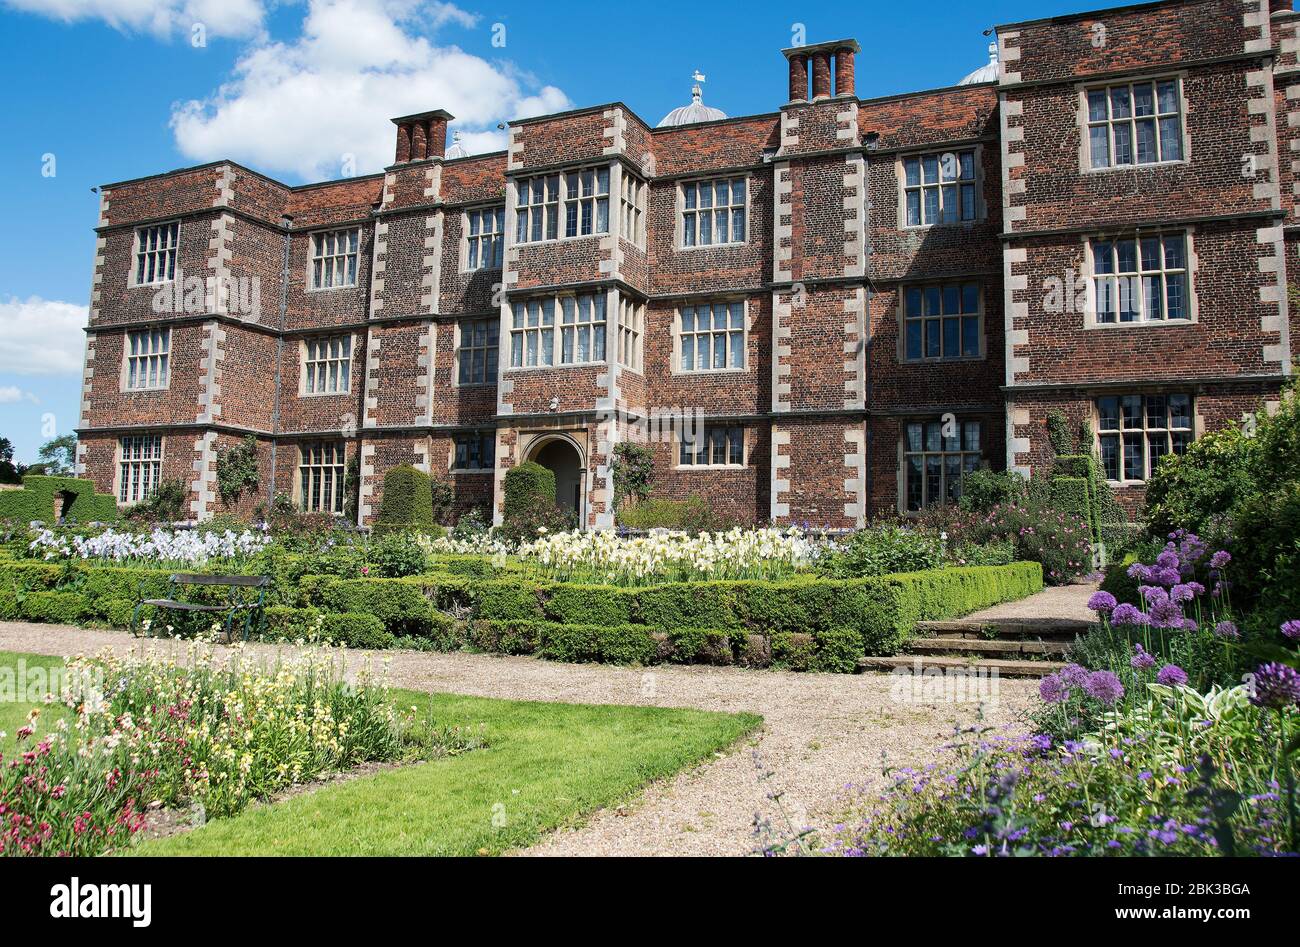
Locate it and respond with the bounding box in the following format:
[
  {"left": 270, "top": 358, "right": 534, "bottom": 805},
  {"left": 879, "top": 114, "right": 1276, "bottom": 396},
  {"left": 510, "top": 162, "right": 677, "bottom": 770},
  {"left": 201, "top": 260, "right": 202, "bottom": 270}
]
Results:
[{"left": 0, "top": 651, "right": 760, "bottom": 855}]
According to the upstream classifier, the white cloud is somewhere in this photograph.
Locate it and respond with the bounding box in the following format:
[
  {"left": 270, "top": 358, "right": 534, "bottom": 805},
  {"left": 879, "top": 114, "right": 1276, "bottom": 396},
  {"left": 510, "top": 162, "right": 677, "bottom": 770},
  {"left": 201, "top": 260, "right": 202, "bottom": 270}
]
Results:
[
  {"left": 169, "top": 0, "right": 570, "bottom": 181},
  {"left": 0, "top": 386, "right": 40, "bottom": 405},
  {"left": 2, "top": 0, "right": 267, "bottom": 40},
  {"left": 0, "top": 297, "right": 89, "bottom": 377}
]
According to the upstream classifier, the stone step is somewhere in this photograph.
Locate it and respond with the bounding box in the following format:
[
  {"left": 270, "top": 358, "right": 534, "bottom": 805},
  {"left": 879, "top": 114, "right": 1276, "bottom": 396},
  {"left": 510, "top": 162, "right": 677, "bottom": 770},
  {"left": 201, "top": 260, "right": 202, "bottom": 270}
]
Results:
[
  {"left": 907, "top": 636, "right": 1071, "bottom": 658},
  {"left": 858, "top": 655, "right": 1070, "bottom": 679},
  {"left": 914, "top": 618, "right": 1093, "bottom": 640}
]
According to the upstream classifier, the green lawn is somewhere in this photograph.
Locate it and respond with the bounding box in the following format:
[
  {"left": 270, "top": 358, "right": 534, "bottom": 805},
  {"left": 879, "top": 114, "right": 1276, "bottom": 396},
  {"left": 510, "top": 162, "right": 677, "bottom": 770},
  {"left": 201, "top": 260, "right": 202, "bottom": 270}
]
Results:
[
  {"left": 0, "top": 651, "right": 72, "bottom": 752},
  {"left": 0, "top": 651, "right": 760, "bottom": 856}
]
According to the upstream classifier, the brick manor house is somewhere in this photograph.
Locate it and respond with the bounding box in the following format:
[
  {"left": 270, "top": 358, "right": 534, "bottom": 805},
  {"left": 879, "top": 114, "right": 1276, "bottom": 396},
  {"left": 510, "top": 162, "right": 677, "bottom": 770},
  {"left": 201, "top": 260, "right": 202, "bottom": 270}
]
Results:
[{"left": 76, "top": 0, "right": 1299, "bottom": 529}]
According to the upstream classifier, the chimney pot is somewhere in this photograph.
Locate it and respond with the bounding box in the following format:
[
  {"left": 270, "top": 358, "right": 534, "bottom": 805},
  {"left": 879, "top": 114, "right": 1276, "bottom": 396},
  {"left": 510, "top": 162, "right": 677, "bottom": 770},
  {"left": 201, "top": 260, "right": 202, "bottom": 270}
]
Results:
[
  {"left": 395, "top": 122, "right": 411, "bottom": 163},
  {"left": 410, "top": 120, "right": 428, "bottom": 160},
  {"left": 835, "top": 47, "right": 856, "bottom": 97},
  {"left": 788, "top": 53, "right": 808, "bottom": 102},
  {"left": 811, "top": 51, "right": 832, "bottom": 100}
]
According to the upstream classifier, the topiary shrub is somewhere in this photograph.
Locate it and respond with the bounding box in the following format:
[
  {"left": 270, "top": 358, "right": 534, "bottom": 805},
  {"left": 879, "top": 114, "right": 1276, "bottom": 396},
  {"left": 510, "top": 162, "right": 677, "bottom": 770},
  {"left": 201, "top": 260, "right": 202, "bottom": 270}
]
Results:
[
  {"left": 0, "top": 475, "right": 120, "bottom": 525},
  {"left": 374, "top": 465, "right": 435, "bottom": 534},
  {"left": 503, "top": 462, "right": 555, "bottom": 518},
  {"left": 501, "top": 462, "right": 573, "bottom": 543}
]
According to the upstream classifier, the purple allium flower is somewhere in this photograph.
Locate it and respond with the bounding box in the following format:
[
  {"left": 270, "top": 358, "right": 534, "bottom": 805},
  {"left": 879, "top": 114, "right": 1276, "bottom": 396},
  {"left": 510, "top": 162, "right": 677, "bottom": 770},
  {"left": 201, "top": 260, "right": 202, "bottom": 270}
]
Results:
[
  {"left": 1084, "top": 670, "right": 1125, "bottom": 706},
  {"left": 1149, "top": 601, "right": 1185, "bottom": 628},
  {"left": 1156, "top": 548, "right": 1180, "bottom": 570},
  {"left": 1060, "top": 664, "right": 1090, "bottom": 688},
  {"left": 1039, "top": 673, "right": 1068, "bottom": 704},
  {"left": 1214, "top": 621, "right": 1240, "bottom": 640},
  {"left": 1185, "top": 582, "right": 1206, "bottom": 597},
  {"left": 1181, "top": 618, "right": 1199, "bottom": 633},
  {"left": 1131, "top": 643, "right": 1156, "bottom": 670},
  {"left": 1210, "top": 551, "right": 1231, "bottom": 569},
  {"left": 1087, "top": 590, "right": 1118, "bottom": 613},
  {"left": 1111, "top": 603, "right": 1146, "bottom": 626},
  {"left": 1281, "top": 620, "right": 1300, "bottom": 642},
  {"left": 1140, "top": 585, "right": 1169, "bottom": 605},
  {"left": 1156, "top": 664, "right": 1188, "bottom": 687},
  {"left": 1249, "top": 662, "right": 1300, "bottom": 710},
  {"left": 1127, "top": 562, "right": 1152, "bottom": 582},
  {"left": 1170, "top": 584, "right": 1196, "bottom": 603},
  {"left": 1154, "top": 567, "right": 1181, "bottom": 587}
]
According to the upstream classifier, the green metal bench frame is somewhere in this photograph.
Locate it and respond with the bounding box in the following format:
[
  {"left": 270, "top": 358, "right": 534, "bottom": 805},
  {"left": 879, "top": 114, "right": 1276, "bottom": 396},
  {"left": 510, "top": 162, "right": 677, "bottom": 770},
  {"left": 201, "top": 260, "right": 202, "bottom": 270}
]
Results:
[{"left": 131, "top": 573, "right": 271, "bottom": 642}]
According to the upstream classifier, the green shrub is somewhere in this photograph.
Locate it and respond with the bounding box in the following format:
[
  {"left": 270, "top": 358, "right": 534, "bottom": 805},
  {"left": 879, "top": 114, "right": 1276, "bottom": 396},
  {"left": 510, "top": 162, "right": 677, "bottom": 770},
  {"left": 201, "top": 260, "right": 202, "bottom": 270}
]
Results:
[
  {"left": 21, "top": 591, "right": 89, "bottom": 624},
  {"left": 542, "top": 583, "right": 635, "bottom": 625},
  {"left": 610, "top": 442, "right": 654, "bottom": 508},
  {"left": 668, "top": 627, "right": 732, "bottom": 664},
  {"left": 123, "top": 478, "right": 187, "bottom": 523},
  {"left": 374, "top": 465, "right": 434, "bottom": 534},
  {"left": 0, "top": 475, "right": 120, "bottom": 525},
  {"left": 369, "top": 531, "right": 429, "bottom": 578},
  {"left": 472, "top": 579, "right": 541, "bottom": 621},
  {"left": 1143, "top": 423, "right": 1256, "bottom": 539},
  {"left": 313, "top": 575, "right": 448, "bottom": 638},
  {"left": 322, "top": 612, "right": 393, "bottom": 650},
  {"left": 635, "top": 582, "right": 741, "bottom": 630},
  {"left": 813, "top": 627, "right": 865, "bottom": 673},
  {"left": 503, "top": 462, "right": 554, "bottom": 518},
  {"left": 260, "top": 605, "right": 322, "bottom": 641},
  {"left": 816, "top": 525, "right": 944, "bottom": 579},
  {"left": 617, "top": 496, "right": 714, "bottom": 532},
  {"left": 958, "top": 469, "right": 1026, "bottom": 513},
  {"left": 539, "top": 622, "right": 658, "bottom": 665}
]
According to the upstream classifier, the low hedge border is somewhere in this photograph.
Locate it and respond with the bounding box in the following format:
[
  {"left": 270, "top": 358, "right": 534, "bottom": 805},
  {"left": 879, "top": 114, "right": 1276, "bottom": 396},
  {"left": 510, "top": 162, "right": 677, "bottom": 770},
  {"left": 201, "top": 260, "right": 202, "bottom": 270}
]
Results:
[{"left": 0, "top": 558, "right": 1043, "bottom": 671}]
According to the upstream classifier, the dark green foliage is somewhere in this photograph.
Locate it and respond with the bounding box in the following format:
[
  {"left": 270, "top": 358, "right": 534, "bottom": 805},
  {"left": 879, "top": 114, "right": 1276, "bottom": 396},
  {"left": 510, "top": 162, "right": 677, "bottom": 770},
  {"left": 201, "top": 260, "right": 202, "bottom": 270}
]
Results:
[
  {"left": 215, "top": 435, "right": 261, "bottom": 506},
  {"left": 1049, "top": 476, "right": 1091, "bottom": 519},
  {"left": 542, "top": 583, "right": 634, "bottom": 625},
  {"left": 322, "top": 612, "right": 393, "bottom": 650},
  {"left": 1143, "top": 423, "right": 1256, "bottom": 539},
  {"left": 37, "top": 435, "right": 78, "bottom": 475},
  {"left": 668, "top": 627, "right": 732, "bottom": 664},
  {"left": 124, "top": 478, "right": 188, "bottom": 523},
  {"left": 374, "top": 465, "right": 435, "bottom": 534},
  {"left": 0, "top": 475, "right": 120, "bottom": 524},
  {"left": 1232, "top": 480, "right": 1300, "bottom": 621},
  {"left": 312, "top": 575, "right": 447, "bottom": 638},
  {"left": 500, "top": 462, "right": 569, "bottom": 543},
  {"left": 635, "top": 582, "right": 742, "bottom": 630},
  {"left": 503, "top": 462, "right": 555, "bottom": 518},
  {"left": 610, "top": 442, "right": 654, "bottom": 507},
  {"left": 472, "top": 579, "right": 541, "bottom": 621},
  {"left": 815, "top": 525, "right": 944, "bottom": 579},
  {"left": 369, "top": 530, "right": 429, "bottom": 577},
  {"left": 813, "top": 628, "right": 865, "bottom": 673},
  {"left": 539, "top": 622, "right": 658, "bottom": 665},
  {"left": 616, "top": 496, "right": 716, "bottom": 532},
  {"left": 430, "top": 475, "right": 454, "bottom": 525},
  {"left": 21, "top": 591, "right": 89, "bottom": 624},
  {"left": 958, "top": 469, "right": 1026, "bottom": 513},
  {"left": 1046, "top": 410, "right": 1075, "bottom": 455}
]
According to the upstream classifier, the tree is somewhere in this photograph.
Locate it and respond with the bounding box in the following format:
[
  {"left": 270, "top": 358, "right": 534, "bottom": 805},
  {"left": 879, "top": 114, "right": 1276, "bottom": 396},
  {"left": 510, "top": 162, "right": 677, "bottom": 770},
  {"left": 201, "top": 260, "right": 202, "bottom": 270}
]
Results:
[
  {"left": 0, "top": 436, "right": 18, "bottom": 484},
  {"left": 37, "top": 434, "right": 78, "bottom": 475}
]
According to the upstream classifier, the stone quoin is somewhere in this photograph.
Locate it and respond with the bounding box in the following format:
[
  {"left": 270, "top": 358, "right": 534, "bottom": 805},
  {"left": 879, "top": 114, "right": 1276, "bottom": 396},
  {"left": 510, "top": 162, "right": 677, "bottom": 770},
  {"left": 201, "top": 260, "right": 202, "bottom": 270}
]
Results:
[{"left": 76, "top": 0, "right": 1299, "bottom": 529}]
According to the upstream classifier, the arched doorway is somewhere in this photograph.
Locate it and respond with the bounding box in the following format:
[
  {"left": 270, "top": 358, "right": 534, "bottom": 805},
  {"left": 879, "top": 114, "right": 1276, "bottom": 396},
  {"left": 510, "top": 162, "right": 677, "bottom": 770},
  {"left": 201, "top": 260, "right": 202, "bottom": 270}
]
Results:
[{"left": 528, "top": 436, "right": 584, "bottom": 516}]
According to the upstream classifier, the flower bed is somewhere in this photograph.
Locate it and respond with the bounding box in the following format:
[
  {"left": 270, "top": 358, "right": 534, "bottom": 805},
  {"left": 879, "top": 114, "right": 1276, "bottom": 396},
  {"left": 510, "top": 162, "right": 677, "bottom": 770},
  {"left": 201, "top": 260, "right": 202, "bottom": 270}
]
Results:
[
  {"left": 823, "top": 530, "right": 1300, "bottom": 856},
  {"left": 1, "top": 646, "right": 407, "bottom": 856},
  {"left": 27, "top": 526, "right": 271, "bottom": 566}
]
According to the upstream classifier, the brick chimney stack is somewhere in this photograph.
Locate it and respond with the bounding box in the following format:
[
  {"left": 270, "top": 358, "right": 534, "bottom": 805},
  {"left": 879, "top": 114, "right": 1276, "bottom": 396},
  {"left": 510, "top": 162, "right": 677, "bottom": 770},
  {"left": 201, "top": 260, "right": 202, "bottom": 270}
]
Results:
[
  {"left": 781, "top": 40, "right": 860, "bottom": 102},
  {"left": 391, "top": 109, "right": 454, "bottom": 164}
]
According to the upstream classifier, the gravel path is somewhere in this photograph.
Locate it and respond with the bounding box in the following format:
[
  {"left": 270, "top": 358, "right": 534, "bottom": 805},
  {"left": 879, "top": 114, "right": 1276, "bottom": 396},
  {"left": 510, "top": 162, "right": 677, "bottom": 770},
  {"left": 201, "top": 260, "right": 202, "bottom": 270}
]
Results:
[
  {"left": 0, "top": 620, "right": 1038, "bottom": 856},
  {"left": 962, "top": 582, "right": 1098, "bottom": 623}
]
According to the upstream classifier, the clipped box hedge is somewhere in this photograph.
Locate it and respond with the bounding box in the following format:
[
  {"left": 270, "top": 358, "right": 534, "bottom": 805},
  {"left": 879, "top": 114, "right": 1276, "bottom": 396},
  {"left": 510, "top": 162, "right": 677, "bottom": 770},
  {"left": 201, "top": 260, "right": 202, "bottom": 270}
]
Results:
[
  {"left": 0, "top": 554, "right": 1042, "bottom": 672},
  {"left": 0, "top": 475, "right": 119, "bottom": 524}
]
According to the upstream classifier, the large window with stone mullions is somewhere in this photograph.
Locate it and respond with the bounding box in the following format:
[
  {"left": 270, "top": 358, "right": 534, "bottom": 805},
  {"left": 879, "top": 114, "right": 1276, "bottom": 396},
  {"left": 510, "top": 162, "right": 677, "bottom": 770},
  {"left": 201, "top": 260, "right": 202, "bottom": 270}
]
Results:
[
  {"left": 509, "top": 294, "right": 606, "bottom": 367},
  {"left": 1091, "top": 233, "right": 1188, "bottom": 323},
  {"left": 902, "top": 150, "right": 977, "bottom": 226},
  {"left": 681, "top": 177, "right": 746, "bottom": 247},
  {"left": 678, "top": 425, "right": 744, "bottom": 468},
  {"left": 1087, "top": 79, "right": 1184, "bottom": 168},
  {"left": 299, "top": 441, "right": 346, "bottom": 515},
  {"left": 118, "top": 435, "right": 163, "bottom": 504},
  {"left": 903, "top": 283, "right": 981, "bottom": 360},
  {"left": 1097, "top": 394, "right": 1193, "bottom": 483},
  {"left": 516, "top": 167, "right": 610, "bottom": 243},
  {"left": 904, "top": 419, "right": 982, "bottom": 511},
  {"left": 133, "top": 222, "right": 178, "bottom": 285},
  {"left": 310, "top": 228, "right": 360, "bottom": 289}
]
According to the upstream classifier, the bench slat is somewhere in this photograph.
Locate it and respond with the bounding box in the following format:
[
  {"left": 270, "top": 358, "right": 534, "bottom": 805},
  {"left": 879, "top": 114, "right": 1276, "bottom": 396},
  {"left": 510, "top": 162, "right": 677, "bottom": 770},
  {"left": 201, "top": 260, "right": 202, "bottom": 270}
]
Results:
[
  {"left": 168, "top": 574, "right": 272, "bottom": 588},
  {"left": 142, "top": 600, "right": 236, "bottom": 612}
]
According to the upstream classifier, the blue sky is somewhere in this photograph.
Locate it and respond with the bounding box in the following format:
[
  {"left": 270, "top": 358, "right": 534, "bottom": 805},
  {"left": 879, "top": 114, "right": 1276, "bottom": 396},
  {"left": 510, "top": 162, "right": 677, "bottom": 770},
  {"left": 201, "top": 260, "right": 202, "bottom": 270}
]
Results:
[{"left": 0, "top": 0, "right": 1106, "bottom": 462}]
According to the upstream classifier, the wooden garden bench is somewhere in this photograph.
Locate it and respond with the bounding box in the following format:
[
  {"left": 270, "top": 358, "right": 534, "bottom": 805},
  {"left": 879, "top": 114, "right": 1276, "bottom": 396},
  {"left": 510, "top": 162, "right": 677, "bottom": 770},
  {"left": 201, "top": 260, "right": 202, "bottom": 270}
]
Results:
[{"left": 132, "top": 573, "right": 272, "bottom": 642}]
